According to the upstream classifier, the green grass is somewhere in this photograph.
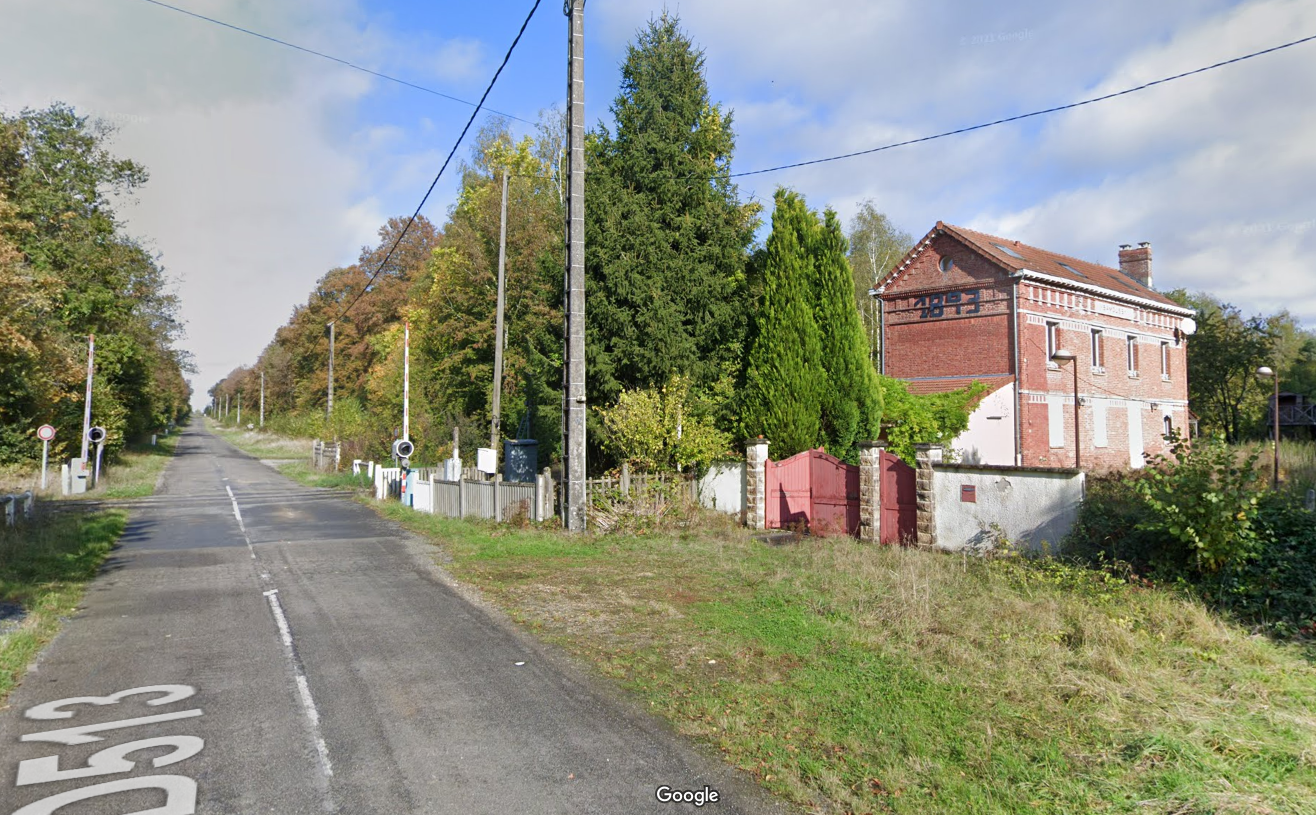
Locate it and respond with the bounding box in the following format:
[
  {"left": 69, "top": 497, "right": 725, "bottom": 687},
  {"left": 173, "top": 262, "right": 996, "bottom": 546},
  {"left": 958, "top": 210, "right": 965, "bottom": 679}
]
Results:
[
  {"left": 206, "top": 416, "right": 313, "bottom": 460},
  {"left": 370, "top": 503, "right": 1316, "bottom": 815},
  {"left": 0, "top": 509, "right": 125, "bottom": 703},
  {"left": 275, "top": 460, "right": 373, "bottom": 490}
]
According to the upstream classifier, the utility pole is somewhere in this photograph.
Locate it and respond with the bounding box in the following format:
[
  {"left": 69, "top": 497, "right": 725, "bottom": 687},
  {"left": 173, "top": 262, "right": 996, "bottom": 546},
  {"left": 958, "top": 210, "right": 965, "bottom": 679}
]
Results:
[
  {"left": 327, "top": 321, "right": 335, "bottom": 419},
  {"left": 402, "top": 319, "right": 410, "bottom": 442},
  {"left": 491, "top": 168, "right": 509, "bottom": 468},
  {"left": 80, "top": 334, "right": 95, "bottom": 462},
  {"left": 236, "top": 392, "right": 242, "bottom": 426},
  {"left": 563, "top": 0, "right": 587, "bottom": 530},
  {"left": 260, "top": 370, "right": 265, "bottom": 428}
]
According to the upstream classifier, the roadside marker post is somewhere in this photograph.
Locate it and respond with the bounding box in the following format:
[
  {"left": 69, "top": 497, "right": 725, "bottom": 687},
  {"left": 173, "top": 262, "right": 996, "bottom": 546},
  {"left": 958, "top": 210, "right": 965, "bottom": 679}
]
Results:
[{"left": 37, "top": 424, "right": 56, "bottom": 491}]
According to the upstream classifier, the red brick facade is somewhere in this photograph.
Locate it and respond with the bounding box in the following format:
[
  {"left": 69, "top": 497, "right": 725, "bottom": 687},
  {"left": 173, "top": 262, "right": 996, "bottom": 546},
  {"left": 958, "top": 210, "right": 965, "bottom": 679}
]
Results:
[{"left": 877, "top": 224, "right": 1193, "bottom": 471}]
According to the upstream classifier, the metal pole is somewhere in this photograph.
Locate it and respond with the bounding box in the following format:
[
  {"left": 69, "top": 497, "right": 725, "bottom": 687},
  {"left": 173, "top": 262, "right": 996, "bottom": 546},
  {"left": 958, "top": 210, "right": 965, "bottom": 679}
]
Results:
[
  {"left": 1073, "top": 361, "right": 1081, "bottom": 470},
  {"left": 563, "top": 0, "right": 587, "bottom": 530},
  {"left": 260, "top": 370, "right": 265, "bottom": 428},
  {"left": 41, "top": 439, "right": 49, "bottom": 491},
  {"left": 1273, "top": 374, "right": 1280, "bottom": 490},
  {"left": 327, "top": 321, "right": 335, "bottom": 419},
  {"left": 491, "top": 168, "right": 509, "bottom": 466},
  {"left": 403, "top": 320, "right": 410, "bottom": 441},
  {"left": 80, "top": 334, "right": 94, "bottom": 461}
]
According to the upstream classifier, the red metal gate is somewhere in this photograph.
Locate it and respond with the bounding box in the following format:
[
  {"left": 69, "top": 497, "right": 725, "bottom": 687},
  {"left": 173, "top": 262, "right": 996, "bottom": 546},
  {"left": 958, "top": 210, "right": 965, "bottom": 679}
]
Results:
[
  {"left": 765, "top": 449, "right": 860, "bottom": 537},
  {"left": 880, "top": 450, "right": 917, "bottom": 544}
]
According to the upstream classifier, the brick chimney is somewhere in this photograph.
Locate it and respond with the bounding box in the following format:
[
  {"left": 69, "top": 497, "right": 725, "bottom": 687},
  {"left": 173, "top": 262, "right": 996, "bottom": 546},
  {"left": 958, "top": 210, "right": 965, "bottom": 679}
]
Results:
[{"left": 1119, "top": 242, "right": 1152, "bottom": 289}]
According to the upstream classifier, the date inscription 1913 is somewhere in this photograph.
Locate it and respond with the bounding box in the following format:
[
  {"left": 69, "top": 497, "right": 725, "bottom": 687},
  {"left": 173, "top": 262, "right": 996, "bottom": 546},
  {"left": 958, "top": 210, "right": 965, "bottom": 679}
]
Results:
[{"left": 914, "top": 289, "right": 981, "bottom": 319}]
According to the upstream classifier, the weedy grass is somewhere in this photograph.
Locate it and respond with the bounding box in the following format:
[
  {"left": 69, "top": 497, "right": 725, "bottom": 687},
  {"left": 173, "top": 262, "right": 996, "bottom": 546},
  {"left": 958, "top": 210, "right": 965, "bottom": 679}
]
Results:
[
  {"left": 274, "top": 460, "right": 373, "bottom": 491},
  {"left": 0, "top": 509, "right": 124, "bottom": 704},
  {"left": 0, "top": 430, "right": 180, "bottom": 499},
  {"left": 207, "top": 417, "right": 312, "bottom": 460},
  {"left": 373, "top": 502, "right": 1316, "bottom": 815}
]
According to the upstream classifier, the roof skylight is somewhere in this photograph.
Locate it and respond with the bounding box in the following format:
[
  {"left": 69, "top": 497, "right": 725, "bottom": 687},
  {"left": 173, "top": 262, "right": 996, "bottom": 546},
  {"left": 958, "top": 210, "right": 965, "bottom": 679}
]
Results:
[
  {"left": 1057, "top": 262, "right": 1086, "bottom": 278},
  {"left": 990, "top": 242, "right": 1025, "bottom": 260}
]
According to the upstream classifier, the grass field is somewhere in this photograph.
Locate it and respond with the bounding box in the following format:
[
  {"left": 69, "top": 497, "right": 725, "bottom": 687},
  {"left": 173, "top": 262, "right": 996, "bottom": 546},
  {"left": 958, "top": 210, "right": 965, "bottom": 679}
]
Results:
[
  {"left": 371, "top": 505, "right": 1316, "bottom": 815},
  {"left": 206, "top": 418, "right": 313, "bottom": 460},
  {"left": 0, "top": 509, "right": 125, "bottom": 704}
]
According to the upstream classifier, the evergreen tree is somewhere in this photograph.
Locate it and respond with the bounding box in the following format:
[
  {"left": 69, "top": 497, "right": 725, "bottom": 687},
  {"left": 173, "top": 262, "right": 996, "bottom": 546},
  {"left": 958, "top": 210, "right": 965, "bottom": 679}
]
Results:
[
  {"left": 585, "top": 13, "right": 757, "bottom": 414},
  {"left": 812, "top": 210, "right": 883, "bottom": 461},
  {"left": 740, "top": 190, "right": 823, "bottom": 457}
]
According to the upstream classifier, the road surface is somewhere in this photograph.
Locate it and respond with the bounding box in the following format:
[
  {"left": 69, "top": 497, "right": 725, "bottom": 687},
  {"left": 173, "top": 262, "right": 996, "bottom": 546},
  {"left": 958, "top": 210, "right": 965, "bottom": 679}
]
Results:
[{"left": 0, "top": 424, "right": 789, "bottom": 814}]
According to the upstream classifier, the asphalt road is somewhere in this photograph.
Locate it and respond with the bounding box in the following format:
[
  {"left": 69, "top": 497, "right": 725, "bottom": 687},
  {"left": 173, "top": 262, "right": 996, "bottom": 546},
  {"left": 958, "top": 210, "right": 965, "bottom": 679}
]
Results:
[{"left": 0, "top": 425, "right": 792, "bottom": 814}]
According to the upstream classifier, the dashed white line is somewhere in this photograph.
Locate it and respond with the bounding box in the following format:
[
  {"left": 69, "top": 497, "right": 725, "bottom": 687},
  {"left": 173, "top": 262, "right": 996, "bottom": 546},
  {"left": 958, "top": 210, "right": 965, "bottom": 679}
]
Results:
[
  {"left": 265, "top": 590, "right": 334, "bottom": 778},
  {"left": 224, "top": 485, "right": 255, "bottom": 559}
]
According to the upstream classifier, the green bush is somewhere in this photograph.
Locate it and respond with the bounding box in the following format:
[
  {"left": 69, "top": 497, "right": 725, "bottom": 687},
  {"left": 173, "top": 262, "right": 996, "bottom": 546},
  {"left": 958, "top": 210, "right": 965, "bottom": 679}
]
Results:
[
  {"left": 1209, "top": 492, "right": 1316, "bottom": 636},
  {"left": 1133, "top": 434, "right": 1263, "bottom": 574}
]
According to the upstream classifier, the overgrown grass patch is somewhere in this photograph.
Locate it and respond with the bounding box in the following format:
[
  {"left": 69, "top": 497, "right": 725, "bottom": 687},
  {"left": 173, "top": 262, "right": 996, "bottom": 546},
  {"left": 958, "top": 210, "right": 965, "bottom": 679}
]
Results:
[
  {"left": 274, "top": 460, "right": 372, "bottom": 491},
  {"left": 374, "top": 502, "right": 1316, "bottom": 814},
  {"left": 207, "top": 417, "right": 312, "bottom": 460},
  {"left": 0, "top": 509, "right": 124, "bottom": 703}
]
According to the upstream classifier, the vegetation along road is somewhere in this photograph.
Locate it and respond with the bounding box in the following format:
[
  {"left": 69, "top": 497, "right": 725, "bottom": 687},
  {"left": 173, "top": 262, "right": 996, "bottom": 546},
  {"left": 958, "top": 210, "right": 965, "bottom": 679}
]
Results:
[{"left": 0, "top": 424, "right": 787, "bottom": 814}]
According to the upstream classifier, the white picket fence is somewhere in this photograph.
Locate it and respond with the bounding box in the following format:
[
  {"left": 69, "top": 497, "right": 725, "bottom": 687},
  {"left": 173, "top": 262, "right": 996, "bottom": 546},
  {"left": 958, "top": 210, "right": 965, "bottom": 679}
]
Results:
[{"left": 372, "top": 464, "right": 554, "bottom": 522}]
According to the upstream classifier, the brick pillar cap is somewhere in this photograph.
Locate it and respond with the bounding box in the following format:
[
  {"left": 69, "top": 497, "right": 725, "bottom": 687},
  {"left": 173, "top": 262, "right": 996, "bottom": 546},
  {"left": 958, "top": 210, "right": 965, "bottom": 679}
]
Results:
[
  {"left": 856, "top": 440, "right": 887, "bottom": 450},
  {"left": 744, "top": 437, "right": 771, "bottom": 447}
]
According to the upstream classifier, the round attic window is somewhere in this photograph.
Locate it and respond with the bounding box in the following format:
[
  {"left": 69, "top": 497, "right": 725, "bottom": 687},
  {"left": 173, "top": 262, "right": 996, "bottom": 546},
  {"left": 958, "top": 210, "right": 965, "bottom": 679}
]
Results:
[{"left": 938, "top": 256, "right": 954, "bottom": 273}]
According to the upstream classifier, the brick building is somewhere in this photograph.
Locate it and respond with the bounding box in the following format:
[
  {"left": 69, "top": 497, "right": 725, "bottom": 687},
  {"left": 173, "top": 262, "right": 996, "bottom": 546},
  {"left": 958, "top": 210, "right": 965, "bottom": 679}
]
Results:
[{"left": 873, "top": 222, "right": 1194, "bottom": 471}]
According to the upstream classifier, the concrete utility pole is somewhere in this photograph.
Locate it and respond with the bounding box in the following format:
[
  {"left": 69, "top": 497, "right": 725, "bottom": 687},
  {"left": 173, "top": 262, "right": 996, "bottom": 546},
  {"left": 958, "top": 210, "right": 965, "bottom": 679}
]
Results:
[
  {"left": 80, "top": 334, "right": 95, "bottom": 461},
  {"left": 491, "top": 169, "right": 509, "bottom": 467},
  {"left": 402, "top": 320, "right": 410, "bottom": 442},
  {"left": 236, "top": 393, "right": 241, "bottom": 426},
  {"left": 260, "top": 370, "right": 265, "bottom": 428},
  {"left": 327, "top": 321, "right": 336, "bottom": 419},
  {"left": 563, "top": 0, "right": 587, "bottom": 530}
]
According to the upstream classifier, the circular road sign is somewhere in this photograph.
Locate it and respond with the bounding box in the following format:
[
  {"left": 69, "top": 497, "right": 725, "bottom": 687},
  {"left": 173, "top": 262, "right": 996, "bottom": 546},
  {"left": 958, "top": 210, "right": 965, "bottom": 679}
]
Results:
[{"left": 37, "top": 424, "right": 56, "bottom": 441}]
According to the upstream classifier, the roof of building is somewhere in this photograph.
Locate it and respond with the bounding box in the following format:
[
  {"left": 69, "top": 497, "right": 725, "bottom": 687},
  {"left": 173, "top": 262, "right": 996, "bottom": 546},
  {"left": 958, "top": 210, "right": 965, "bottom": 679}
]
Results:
[
  {"left": 902, "top": 375, "right": 1014, "bottom": 397},
  {"left": 881, "top": 221, "right": 1190, "bottom": 314}
]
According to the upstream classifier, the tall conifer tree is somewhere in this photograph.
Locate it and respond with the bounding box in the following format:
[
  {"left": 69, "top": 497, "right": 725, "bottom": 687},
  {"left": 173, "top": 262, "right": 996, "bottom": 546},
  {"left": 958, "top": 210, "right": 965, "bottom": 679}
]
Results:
[
  {"left": 740, "top": 190, "right": 823, "bottom": 456},
  {"left": 812, "top": 210, "right": 883, "bottom": 461},
  {"left": 585, "top": 13, "right": 756, "bottom": 410}
]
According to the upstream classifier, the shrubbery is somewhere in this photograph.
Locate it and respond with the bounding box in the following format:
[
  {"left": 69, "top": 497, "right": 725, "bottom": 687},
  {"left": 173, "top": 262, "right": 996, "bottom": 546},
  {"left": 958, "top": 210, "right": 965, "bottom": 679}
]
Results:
[{"left": 1067, "top": 435, "right": 1315, "bottom": 637}]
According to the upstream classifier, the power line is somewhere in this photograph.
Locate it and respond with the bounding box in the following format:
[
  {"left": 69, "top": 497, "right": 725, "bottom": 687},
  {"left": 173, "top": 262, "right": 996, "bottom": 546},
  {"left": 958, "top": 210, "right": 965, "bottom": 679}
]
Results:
[
  {"left": 136, "top": 0, "right": 535, "bottom": 126},
  {"left": 731, "top": 32, "right": 1316, "bottom": 180},
  {"left": 332, "top": 0, "right": 543, "bottom": 324}
]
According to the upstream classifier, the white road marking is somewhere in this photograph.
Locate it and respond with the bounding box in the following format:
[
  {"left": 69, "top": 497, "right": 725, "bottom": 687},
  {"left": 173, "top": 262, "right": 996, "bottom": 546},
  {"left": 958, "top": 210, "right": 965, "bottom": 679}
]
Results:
[
  {"left": 224, "top": 485, "right": 256, "bottom": 559},
  {"left": 265, "top": 591, "right": 334, "bottom": 778}
]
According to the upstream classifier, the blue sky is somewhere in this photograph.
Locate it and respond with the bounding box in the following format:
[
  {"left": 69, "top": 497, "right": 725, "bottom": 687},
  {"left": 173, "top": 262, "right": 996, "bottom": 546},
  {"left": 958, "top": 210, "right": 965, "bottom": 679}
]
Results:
[{"left": 1, "top": 0, "right": 1313, "bottom": 409}]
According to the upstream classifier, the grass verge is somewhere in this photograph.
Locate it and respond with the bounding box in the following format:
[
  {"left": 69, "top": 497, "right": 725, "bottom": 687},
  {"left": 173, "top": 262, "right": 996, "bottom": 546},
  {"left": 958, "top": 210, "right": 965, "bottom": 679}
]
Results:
[
  {"left": 206, "top": 417, "right": 312, "bottom": 460},
  {"left": 371, "top": 503, "right": 1316, "bottom": 815},
  {"left": 0, "top": 509, "right": 125, "bottom": 704}
]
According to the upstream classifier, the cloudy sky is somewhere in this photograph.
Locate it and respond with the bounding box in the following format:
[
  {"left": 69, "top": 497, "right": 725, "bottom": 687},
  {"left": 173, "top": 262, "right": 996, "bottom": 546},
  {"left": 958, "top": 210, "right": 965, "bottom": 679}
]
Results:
[{"left": 2, "top": 0, "right": 1313, "bottom": 408}]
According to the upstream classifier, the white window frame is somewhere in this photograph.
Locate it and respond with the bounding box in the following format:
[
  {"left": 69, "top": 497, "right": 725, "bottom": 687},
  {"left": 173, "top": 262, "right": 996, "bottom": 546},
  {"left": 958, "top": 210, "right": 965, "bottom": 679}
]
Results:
[
  {"left": 1127, "top": 336, "right": 1139, "bottom": 377},
  {"left": 1046, "top": 321, "right": 1060, "bottom": 368},
  {"left": 1160, "top": 341, "right": 1170, "bottom": 380},
  {"left": 1090, "top": 328, "right": 1104, "bottom": 371}
]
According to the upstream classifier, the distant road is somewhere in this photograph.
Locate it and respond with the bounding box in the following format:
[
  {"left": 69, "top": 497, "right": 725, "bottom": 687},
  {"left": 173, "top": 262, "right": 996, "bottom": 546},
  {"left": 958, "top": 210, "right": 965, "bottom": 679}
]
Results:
[{"left": 0, "top": 424, "right": 788, "bottom": 814}]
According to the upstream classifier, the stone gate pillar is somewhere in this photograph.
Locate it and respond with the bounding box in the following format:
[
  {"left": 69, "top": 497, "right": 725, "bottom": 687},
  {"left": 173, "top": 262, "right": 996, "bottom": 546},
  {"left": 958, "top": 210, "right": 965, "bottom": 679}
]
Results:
[
  {"left": 744, "top": 437, "right": 770, "bottom": 530},
  {"left": 857, "top": 441, "right": 885, "bottom": 543},
  {"left": 913, "top": 443, "right": 943, "bottom": 547}
]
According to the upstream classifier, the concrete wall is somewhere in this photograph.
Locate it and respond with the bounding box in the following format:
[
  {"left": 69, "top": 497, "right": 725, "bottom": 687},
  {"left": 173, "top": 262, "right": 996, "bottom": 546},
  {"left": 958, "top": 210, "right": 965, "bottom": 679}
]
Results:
[
  {"left": 697, "top": 462, "right": 744, "bottom": 516},
  {"left": 952, "top": 382, "right": 1016, "bottom": 466},
  {"left": 931, "top": 463, "right": 1084, "bottom": 552}
]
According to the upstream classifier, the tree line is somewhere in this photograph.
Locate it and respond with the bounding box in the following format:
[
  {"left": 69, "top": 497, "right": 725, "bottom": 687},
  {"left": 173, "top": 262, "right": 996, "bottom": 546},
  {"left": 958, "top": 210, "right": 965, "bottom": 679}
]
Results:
[
  {"left": 206, "top": 14, "right": 984, "bottom": 472},
  {"left": 0, "top": 105, "right": 192, "bottom": 466}
]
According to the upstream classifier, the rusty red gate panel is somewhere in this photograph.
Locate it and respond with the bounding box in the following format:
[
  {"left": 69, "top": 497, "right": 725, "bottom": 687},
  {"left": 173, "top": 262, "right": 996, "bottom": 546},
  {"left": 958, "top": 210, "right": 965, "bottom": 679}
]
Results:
[
  {"left": 880, "top": 450, "right": 917, "bottom": 544},
  {"left": 765, "top": 451, "right": 811, "bottom": 530},
  {"left": 809, "top": 450, "right": 860, "bottom": 536},
  {"left": 764, "top": 448, "right": 860, "bottom": 537}
]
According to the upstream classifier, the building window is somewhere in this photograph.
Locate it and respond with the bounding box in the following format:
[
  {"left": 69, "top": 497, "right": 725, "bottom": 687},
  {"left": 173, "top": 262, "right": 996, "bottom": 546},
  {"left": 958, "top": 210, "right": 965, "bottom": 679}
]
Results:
[
  {"left": 1161, "top": 342, "right": 1170, "bottom": 379},
  {"left": 1046, "top": 321, "right": 1060, "bottom": 366},
  {"left": 1163, "top": 415, "right": 1173, "bottom": 438},
  {"left": 938, "top": 256, "right": 954, "bottom": 273},
  {"left": 1090, "top": 329, "right": 1104, "bottom": 370},
  {"left": 1127, "top": 336, "right": 1138, "bottom": 377}
]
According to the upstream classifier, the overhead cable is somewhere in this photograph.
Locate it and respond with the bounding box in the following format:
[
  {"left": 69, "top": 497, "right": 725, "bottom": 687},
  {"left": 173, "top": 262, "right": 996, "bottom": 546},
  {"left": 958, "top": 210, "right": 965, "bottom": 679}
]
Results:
[
  {"left": 137, "top": 0, "right": 534, "bottom": 125},
  {"left": 331, "top": 0, "right": 544, "bottom": 323},
  {"left": 731, "top": 32, "right": 1316, "bottom": 179}
]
